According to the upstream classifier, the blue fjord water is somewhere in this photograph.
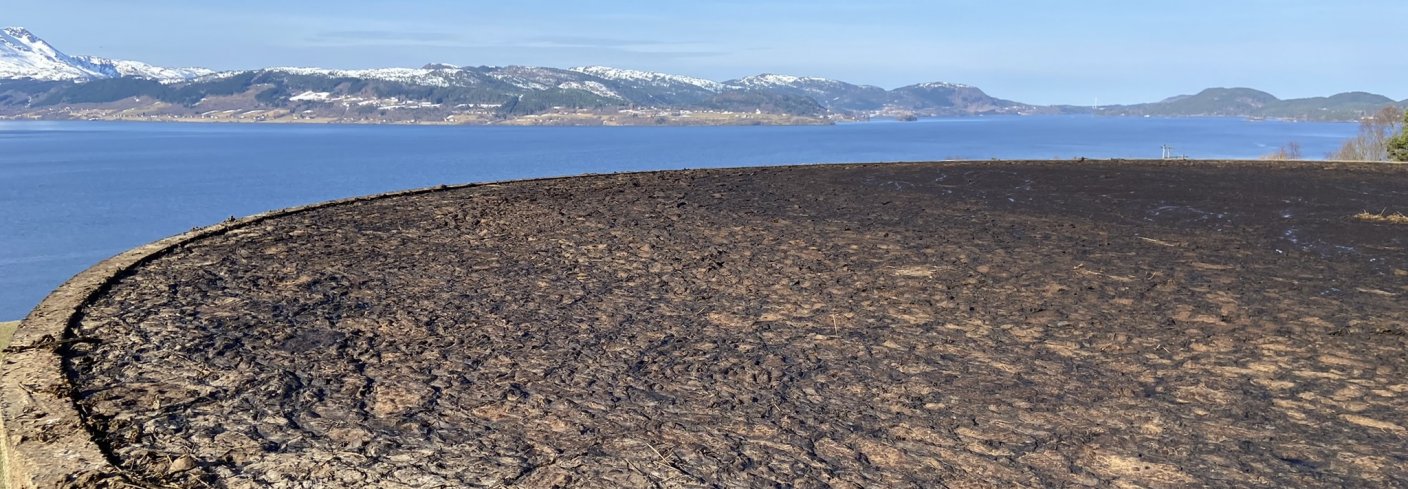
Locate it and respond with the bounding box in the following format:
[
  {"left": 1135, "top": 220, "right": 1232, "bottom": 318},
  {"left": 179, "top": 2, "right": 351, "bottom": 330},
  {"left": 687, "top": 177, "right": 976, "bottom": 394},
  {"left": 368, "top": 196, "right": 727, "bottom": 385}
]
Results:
[{"left": 0, "top": 116, "right": 1357, "bottom": 319}]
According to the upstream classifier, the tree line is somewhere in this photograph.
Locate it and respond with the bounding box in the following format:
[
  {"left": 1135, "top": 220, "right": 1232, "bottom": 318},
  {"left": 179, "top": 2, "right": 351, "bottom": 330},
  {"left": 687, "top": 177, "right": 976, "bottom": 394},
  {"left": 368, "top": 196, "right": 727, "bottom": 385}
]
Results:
[{"left": 1331, "top": 106, "right": 1408, "bottom": 161}]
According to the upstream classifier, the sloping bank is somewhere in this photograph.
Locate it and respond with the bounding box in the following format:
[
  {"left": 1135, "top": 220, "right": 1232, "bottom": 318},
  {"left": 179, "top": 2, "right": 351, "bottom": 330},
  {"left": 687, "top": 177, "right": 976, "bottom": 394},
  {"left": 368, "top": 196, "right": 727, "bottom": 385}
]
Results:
[{"left": 0, "top": 179, "right": 499, "bottom": 487}]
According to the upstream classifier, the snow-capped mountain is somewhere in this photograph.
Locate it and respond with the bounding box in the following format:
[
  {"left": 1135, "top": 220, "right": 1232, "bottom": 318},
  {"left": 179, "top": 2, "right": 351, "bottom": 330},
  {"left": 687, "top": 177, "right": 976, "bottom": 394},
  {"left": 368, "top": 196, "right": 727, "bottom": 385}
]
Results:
[
  {"left": 0, "top": 27, "right": 106, "bottom": 80},
  {"left": 0, "top": 28, "right": 1385, "bottom": 124},
  {"left": 265, "top": 65, "right": 630, "bottom": 100},
  {"left": 730, "top": 73, "right": 851, "bottom": 90},
  {"left": 75, "top": 56, "right": 214, "bottom": 82},
  {"left": 269, "top": 66, "right": 467, "bottom": 87},
  {"left": 489, "top": 66, "right": 608, "bottom": 94},
  {"left": 911, "top": 81, "right": 973, "bottom": 90},
  {"left": 0, "top": 26, "right": 210, "bottom": 83},
  {"left": 570, "top": 66, "right": 725, "bottom": 92},
  {"left": 0, "top": 26, "right": 1029, "bottom": 121},
  {"left": 727, "top": 73, "right": 893, "bottom": 111}
]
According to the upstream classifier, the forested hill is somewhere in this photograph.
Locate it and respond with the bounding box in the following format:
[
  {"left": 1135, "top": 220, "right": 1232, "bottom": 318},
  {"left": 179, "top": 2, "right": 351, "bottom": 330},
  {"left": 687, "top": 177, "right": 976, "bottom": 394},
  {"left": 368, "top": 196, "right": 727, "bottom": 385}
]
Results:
[{"left": 1078, "top": 88, "right": 1405, "bottom": 121}]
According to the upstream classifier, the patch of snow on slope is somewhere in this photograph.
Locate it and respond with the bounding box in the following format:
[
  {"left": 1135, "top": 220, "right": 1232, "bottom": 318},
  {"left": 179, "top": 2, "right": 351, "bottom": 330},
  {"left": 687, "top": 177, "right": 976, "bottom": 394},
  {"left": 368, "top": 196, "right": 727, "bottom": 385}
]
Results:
[
  {"left": 289, "top": 91, "right": 332, "bottom": 102},
  {"left": 732, "top": 73, "right": 839, "bottom": 88},
  {"left": 74, "top": 56, "right": 214, "bottom": 83},
  {"left": 485, "top": 69, "right": 551, "bottom": 90},
  {"left": 557, "top": 81, "right": 622, "bottom": 99},
  {"left": 569, "top": 66, "right": 724, "bottom": 92},
  {"left": 489, "top": 66, "right": 616, "bottom": 92},
  {"left": 914, "top": 81, "right": 972, "bottom": 90},
  {"left": 269, "top": 67, "right": 457, "bottom": 87}
]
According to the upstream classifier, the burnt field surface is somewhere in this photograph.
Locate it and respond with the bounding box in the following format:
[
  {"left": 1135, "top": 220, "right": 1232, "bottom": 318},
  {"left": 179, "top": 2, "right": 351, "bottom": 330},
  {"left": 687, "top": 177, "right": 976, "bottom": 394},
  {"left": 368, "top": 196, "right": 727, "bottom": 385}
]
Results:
[{"left": 64, "top": 161, "right": 1407, "bottom": 488}]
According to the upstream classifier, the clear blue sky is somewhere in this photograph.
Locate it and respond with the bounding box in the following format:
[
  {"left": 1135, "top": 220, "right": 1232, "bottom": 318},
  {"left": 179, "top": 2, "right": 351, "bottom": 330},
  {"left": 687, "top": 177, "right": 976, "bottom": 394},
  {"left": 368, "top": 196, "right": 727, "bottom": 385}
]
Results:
[{"left": 7, "top": 0, "right": 1405, "bottom": 105}]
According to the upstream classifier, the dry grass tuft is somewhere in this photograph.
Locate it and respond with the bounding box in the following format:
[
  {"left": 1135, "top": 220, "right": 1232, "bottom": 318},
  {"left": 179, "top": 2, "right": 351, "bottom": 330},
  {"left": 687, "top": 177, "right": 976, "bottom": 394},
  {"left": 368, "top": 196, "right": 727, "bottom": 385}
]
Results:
[
  {"left": 1353, "top": 211, "right": 1408, "bottom": 224},
  {"left": 0, "top": 320, "right": 16, "bottom": 356}
]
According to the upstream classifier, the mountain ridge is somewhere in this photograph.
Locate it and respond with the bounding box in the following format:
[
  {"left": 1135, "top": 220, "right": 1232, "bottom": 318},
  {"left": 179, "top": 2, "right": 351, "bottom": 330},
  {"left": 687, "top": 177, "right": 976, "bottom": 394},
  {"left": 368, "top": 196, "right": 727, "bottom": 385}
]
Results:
[
  {"left": 1, "top": 26, "right": 1401, "bottom": 125},
  {"left": 1091, "top": 87, "right": 1403, "bottom": 120},
  {"left": 0, "top": 26, "right": 212, "bottom": 82}
]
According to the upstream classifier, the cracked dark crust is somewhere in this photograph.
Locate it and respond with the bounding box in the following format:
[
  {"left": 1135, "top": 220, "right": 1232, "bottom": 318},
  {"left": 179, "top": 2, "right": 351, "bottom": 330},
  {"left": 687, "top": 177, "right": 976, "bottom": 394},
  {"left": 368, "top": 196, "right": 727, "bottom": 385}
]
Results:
[{"left": 2, "top": 160, "right": 1408, "bottom": 489}]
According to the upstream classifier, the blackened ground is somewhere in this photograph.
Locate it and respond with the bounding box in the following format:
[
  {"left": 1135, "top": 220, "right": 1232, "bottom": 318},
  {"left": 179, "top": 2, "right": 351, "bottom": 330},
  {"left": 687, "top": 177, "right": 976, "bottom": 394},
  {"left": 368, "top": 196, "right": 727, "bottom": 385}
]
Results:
[{"left": 66, "top": 161, "right": 1408, "bottom": 488}]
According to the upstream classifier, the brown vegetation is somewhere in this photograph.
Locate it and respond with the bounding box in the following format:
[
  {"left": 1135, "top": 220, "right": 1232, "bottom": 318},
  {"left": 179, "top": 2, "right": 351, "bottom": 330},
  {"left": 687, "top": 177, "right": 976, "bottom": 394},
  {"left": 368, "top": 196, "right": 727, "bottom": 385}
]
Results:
[
  {"left": 1261, "top": 141, "right": 1302, "bottom": 160},
  {"left": 1332, "top": 106, "right": 1404, "bottom": 161},
  {"left": 1353, "top": 210, "right": 1408, "bottom": 224},
  {"left": 0, "top": 321, "right": 16, "bottom": 356}
]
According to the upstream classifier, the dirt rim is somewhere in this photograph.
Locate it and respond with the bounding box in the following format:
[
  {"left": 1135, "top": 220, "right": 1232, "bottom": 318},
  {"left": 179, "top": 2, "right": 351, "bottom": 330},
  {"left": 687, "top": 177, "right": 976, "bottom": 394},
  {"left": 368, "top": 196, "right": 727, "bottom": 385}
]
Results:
[
  {"left": 4, "top": 159, "right": 1406, "bottom": 488},
  {"left": 0, "top": 173, "right": 520, "bottom": 488},
  {"left": 1, "top": 161, "right": 876, "bottom": 487},
  {"left": 0, "top": 321, "right": 16, "bottom": 489}
]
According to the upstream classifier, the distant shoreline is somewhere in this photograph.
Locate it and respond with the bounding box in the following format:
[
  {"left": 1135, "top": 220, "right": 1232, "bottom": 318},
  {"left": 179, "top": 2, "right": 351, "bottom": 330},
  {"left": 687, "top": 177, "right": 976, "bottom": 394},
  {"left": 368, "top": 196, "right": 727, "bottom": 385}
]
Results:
[
  {"left": 0, "top": 110, "right": 843, "bottom": 127},
  {"left": 0, "top": 112, "right": 1362, "bottom": 128}
]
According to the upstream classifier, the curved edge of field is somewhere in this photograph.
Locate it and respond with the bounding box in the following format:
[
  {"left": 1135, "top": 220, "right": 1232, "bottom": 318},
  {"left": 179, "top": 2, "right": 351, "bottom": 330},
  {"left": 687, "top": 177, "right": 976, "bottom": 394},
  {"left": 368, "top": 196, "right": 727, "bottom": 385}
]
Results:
[
  {"left": 0, "top": 178, "right": 499, "bottom": 487},
  {"left": 0, "top": 322, "right": 15, "bottom": 489},
  {"left": 0, "top": 158, "right": 1399, "bottom": 487},
  {"left": 0, "top": 159, "right": 823, "bottom": 487}
]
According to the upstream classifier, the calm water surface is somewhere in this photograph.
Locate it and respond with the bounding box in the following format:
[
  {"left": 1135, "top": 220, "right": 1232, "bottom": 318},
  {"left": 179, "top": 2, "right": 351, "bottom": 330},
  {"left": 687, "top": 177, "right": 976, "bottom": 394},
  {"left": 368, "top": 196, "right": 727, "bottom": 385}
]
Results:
[{"left": 0, "top": 116, "right": 1357, "bottom": 319}]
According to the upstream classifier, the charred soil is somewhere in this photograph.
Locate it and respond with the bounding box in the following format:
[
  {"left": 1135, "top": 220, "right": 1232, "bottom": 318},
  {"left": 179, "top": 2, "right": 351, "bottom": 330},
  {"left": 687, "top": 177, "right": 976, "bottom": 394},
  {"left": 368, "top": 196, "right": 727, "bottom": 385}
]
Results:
[{"left": 64, "top": 161, "right": 1408, "bottom": 487}]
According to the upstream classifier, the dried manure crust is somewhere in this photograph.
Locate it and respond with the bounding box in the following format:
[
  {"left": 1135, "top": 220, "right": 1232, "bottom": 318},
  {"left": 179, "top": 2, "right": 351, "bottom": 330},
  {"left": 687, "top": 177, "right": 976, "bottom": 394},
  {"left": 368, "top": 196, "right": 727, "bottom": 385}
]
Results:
[{"left": 11, "top": 161, "right": 1408, "bottom": 487}]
